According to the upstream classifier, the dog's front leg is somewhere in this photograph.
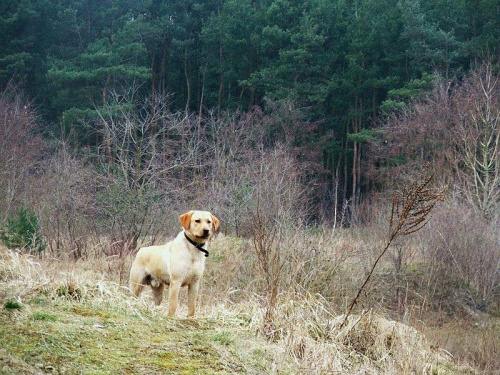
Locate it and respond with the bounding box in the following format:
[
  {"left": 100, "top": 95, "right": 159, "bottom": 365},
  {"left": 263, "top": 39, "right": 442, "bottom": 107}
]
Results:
[
  {"left": 187, "top": 282, "right": 200, "bottom": 317},
  {"left": 167, "top": 281, "right": 181, "bottom": 317}
]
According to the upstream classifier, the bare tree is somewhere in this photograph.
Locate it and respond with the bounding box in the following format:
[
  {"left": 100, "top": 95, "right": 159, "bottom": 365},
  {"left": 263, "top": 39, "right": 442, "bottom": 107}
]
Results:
[
  {"left": 370, "top": 61, "right": 500, "bottom": 217},
  {"left": 35, "top": 143, "right": 98, "bottom": 257},
  {"left": 249, "top": 145, "right": 308, "bottom": 335},
  {"left": 205, "top": 108, "right": 264, "bottom": 235},
  {"left": 92, "top": 90, "right": 203, "bottom": 253},
  {"left": 368, "top": 82, "right": 453, "bottom": 188},
  {"left": 450, "top": 62, "right": 500, "bottom": 217},
  {"left": 0, "top": 84, "right": 44, "bottom": 222}
]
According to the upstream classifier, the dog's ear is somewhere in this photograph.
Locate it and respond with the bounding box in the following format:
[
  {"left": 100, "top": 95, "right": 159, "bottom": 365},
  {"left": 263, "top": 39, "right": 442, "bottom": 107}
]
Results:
[
  {"left": 211, "top": 214, "right": 220, "bottom": 232},
  {"left": 179, "top": 211, "right": 193, "bottom": 230}
]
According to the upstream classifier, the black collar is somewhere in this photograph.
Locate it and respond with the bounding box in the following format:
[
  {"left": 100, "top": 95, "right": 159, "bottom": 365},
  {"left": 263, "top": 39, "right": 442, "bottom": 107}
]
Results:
[{"left": 184, "top": 232, "right": 209, "bottom": 257}]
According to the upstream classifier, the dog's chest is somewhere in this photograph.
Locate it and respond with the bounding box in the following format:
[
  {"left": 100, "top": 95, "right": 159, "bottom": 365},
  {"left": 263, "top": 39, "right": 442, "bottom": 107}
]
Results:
[
  {"left": 178, "top": 256, "right": 204, "bottom": 286},
  {"left": 186, "top": 253, "right": 205, "bottom": 274},
  {"left": 169, "top": 247, "right": 205, "bottom": 281}
]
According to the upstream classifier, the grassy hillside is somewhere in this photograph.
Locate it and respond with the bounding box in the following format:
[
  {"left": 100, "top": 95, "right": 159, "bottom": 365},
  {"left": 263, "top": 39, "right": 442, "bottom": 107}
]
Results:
[
  {"left": 0, "top": 296, "right": 277, "bottom": 374},
  {"left": 0, "top": 240, "right": 487, "bottom": 374},
  {"left": 0, "top": 249, "right": 290, "bottom": 374}
]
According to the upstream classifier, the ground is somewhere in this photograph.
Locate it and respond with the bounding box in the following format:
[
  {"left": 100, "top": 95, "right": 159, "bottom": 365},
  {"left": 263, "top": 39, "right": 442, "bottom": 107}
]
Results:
[
  {"left": 0, "top": 245, "right": 487, "bottom": 374},
  {"left": 0, "top": 293, "right": 283, "bottom": 374}
]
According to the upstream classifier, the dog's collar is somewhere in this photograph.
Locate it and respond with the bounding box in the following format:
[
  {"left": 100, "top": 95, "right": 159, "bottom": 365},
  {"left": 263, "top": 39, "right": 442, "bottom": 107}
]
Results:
[{"left": 184, "top": 232, "right": 209, "bottom": 257}]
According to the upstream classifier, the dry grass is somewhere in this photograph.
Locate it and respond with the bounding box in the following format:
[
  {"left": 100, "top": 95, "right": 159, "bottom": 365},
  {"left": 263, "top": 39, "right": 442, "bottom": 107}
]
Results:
[
  {"left": 0, "top": 245, "right": 294, "bottom": 374},
  {"left": 423, "top": 318, "right": 500, "bottom": 374},
  {"left": 1, "top": 235, "right": 485, "bottom": 375},
  {"left": 241, "top": 294, "right": 474, "bottom": 374}
]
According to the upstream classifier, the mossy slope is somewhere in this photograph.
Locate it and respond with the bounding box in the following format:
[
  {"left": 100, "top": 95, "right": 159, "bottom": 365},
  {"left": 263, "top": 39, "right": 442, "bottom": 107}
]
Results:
[{"left": 0, "top": 295, "right": 271, "bottom": 374}]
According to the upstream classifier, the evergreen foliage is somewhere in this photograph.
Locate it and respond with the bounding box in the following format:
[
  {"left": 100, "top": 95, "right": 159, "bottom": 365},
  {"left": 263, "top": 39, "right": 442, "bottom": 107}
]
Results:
[
  {"left": 0, "top": 0, "right": 498, "bottom": 209},
  {"left": 0, "top": 207, "right": 46, "bottom": 253}
]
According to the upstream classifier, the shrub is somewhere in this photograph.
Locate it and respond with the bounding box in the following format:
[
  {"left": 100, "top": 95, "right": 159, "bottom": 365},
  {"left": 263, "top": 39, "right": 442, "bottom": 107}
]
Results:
[
  {"left": 0, "top": 206, "right": 46, "bottom": 253},
  {"left": 418, "top": 202, "right": 500, "bottom": 316},
  {"left": 4, "top": 300, "right": 22, "bottom": 310}
]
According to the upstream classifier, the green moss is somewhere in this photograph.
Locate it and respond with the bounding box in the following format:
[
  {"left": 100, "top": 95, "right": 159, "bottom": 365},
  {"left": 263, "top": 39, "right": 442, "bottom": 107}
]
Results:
[
  {"left": 0, "top": 297, "right": 267, "bottom": 374},
  {"left": 71, "top": 305, "right": 112, "bottom": 318},
  {"left": 31, "top": 312, "right": 57, "bottom": 321},
  {"left": 432, "top": 361, "right": 461, "bottom": 375},
  {"left": 211, "top": 331, "right": 233, "bottom": 346}
]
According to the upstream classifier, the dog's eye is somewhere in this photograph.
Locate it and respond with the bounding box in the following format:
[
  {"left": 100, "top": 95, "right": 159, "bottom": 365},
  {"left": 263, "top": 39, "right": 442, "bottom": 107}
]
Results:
[
  {"left": 207, "top": 221, "right": 211, "bottom": 224},
  {"left": 195, "top": 219, "right": 201, "bottom": 223}
]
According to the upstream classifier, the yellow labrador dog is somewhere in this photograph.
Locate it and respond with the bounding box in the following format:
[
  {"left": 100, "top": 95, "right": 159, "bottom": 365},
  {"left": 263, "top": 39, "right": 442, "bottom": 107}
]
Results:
[{"left": 129, "top": 210, "right": 219, "bottom": 317}]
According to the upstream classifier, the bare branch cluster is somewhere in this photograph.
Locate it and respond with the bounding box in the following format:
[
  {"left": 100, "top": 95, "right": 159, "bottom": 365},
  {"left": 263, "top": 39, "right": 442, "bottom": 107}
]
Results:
[
  {"left": 248, "top": 146, "right": 308, "bottom": 336},
  {"left": 389, "top": 174, "right": 446, "bottom": 239},
  {"left": 251, "top": 197, "right": 280, "bottom": 295},
  {"left": 341, "top": 174, "right": 445, "bottom": 328},
  {"left": 451, "top": 62, "right": 500, "bottom": 217},
  {"left": 370, "top": 61, "right": 500, "bottom": 218},
  {"left": 0, "top": 84, "right": 44, "bottom": 221},
  {"left": 95, "top": 90, "right": 203, "bottom": 191}
]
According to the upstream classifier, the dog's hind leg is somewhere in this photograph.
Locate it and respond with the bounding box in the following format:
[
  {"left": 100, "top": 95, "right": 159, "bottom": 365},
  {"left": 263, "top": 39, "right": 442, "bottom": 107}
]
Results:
[
  {"left": 129, "top": 265, "right": 146, "bottom": 297},
  {"left": 152, "top": 283, "right": 165, "bottom": 306},
  {"left": 130, "top": 278, "right": 145, "bottom": 297}
]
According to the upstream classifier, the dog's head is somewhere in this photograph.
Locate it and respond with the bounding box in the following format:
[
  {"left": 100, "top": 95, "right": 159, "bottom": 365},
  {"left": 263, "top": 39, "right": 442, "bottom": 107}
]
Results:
[{"left": 179, "top": 210, "right": 220, "bottom": 242}]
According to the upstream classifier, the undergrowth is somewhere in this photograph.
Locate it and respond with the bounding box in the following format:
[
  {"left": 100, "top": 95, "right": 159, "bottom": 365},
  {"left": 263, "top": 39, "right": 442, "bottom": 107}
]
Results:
[{"left": 0, "top": 242, "right": 484, "bottom": 374}]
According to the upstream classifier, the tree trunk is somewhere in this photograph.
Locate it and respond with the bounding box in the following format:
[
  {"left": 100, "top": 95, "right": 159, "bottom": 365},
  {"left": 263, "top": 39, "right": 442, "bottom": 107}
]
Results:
[
  {"left": 217, "top": 41, "right": 224, "bottom": 120},
  {"left": 103, "top": 74, "right": 112, "bottom": 166},
  {"left": 184, "top": 48, "right": 191, "bottom": 116},
  {"left": 352, "top": 117, "right": 358, "bottom": 203}
]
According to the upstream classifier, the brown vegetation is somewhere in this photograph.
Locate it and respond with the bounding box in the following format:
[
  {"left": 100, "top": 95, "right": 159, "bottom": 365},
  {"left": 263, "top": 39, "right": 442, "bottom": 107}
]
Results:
[
  {"left": 370, "top": 62, "right": 500, "bottom": 218},
  {"left": 0, "top": 83, "right": 44, "bottom": 220},
  {"left": 1, "top": 64, "right": 499, "bottom": 373}
]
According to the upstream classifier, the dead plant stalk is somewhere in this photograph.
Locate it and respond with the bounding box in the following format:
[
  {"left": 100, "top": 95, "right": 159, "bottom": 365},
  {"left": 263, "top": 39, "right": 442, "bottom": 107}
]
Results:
[{"left": 341, "top": 175, "right": 445, "bottom": 328}]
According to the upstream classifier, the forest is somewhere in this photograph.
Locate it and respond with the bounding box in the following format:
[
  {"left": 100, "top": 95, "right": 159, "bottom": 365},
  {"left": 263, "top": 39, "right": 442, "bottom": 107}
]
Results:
[
  {"left": 1, "top": 0, "right": 500, "bottom": 373},
  {"left": 2, "top": 0, "right": 499, "bottom": 219}
]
